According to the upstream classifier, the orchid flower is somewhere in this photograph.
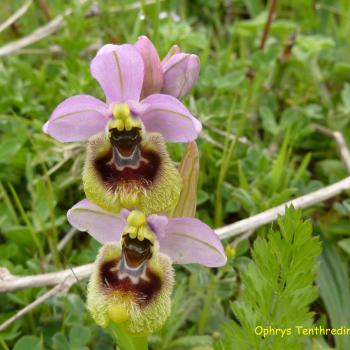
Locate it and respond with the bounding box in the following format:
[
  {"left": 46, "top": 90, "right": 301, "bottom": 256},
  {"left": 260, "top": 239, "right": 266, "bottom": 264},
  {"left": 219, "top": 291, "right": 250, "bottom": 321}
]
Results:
[
  {"left": 67, "top": 199, "right": 226, "bottom": 335},
  {"left": 135, "top": 36, "right": 200, "bottom": 99},
  {"left": 43, "top": 44, "right": 201, "bottom": 143},
  {"left": 44, "top": 43, "right": 201, "bottom": 214}
]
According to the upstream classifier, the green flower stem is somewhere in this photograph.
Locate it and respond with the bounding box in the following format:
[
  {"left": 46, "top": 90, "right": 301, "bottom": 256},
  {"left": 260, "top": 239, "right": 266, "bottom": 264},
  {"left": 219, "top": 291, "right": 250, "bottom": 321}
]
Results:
[
  {"left": 214, "top": 80, "right": 253, "bottom": 227},
  {"left": 109, "top": 324, "right": 148, "bottom": 350}
]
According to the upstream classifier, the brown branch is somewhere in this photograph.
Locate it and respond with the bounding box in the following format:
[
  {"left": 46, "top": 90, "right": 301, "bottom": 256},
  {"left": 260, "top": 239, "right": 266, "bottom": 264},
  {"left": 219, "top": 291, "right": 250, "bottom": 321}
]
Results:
[
  {"left": 37, "top": 0, "right": 51, "bottom": 21},
  {"left": 259, "top": 0, "right": 277, "bottom": 50}
]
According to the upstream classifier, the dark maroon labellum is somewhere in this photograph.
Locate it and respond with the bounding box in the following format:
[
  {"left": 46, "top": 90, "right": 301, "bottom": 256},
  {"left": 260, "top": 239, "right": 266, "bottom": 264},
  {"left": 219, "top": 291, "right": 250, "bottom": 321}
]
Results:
[
  {"left": 94, "top": 142, "right": 161, "bottom": 190},
  {"left": 100, "top": 256, "right": 161, "bottom": 306}
]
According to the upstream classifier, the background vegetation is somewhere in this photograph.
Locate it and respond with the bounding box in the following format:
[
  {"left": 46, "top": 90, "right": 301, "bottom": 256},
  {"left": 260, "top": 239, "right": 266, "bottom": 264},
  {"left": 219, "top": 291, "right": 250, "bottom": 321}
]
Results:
[{"left": 1, "top": 0, "right": 350, "bottom": 349}]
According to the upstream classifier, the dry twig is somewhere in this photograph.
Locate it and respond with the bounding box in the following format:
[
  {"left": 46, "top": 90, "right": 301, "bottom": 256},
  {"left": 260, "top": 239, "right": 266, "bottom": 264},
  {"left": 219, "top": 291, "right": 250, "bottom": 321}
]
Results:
[
  {"left": 0, "top": 263, "right": 93, "bottom": 293},
  {"left": 0, "top": 0, "right": 165, "bottom": 57},
  {"left": 203, "top": 122, "right": 251, "bottom": 145},
  {"left": 216, "top": 175, "right": 350, "bottom": 239},
  {"left": 0, "top": 0, "right": 33, "bottom": 34},
  {"left": 0, "top": 273, "right": 83, "bottom": 332},
  {"left": 313, "top": 124, "right": 350, "bottom": 173}
]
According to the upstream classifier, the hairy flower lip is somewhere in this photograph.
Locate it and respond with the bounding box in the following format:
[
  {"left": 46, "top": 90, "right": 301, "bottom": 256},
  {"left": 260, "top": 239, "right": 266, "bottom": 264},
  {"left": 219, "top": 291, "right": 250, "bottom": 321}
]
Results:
[
  {"left": 68, "top": 200, "right": 227, "bottom": 267},
  {"left": 93, "top": 135, "right": 160, "bottom": 189},
  {"left": 44, "top": 43, "right": 201, "bottom": 143},
  {"left": 83, "top": 131, "right": 181, "bottom": 215},
  {"left": 99, "top": 254, "right": 162, "bottom": 305},
  {"left": 88, "top": 243, "right": 173, "bottom": 335}
]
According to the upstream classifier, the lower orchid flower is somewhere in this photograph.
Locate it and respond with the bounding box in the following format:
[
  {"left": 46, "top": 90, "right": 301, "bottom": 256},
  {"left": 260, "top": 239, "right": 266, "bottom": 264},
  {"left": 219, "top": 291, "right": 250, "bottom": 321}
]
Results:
[{"left": 67, "top": 199, "right": 227, "bottom": 336}]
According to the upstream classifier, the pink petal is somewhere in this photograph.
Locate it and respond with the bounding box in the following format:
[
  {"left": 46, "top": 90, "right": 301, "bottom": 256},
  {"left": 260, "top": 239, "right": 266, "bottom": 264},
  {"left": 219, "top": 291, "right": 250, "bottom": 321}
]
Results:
[
  {"left": 159, "top": 217, "right": 227, "bottom": 267},
  {"left": 140, "top": 94, "right": 202, "bottom": 142},
  {"left": 44, "top": 95, "right": 109, "bottom": 142},
  {"left": 90, "top": 44, "right": 144, "bottom": 104},
  {"left": 148, "top": 214, "right": 168, "bottom": 239},
  {"left": 161, "top": 53, "right": 200, "bottom": 99},
  {"left": 135, "top": 36, "right": 163, "bottom": 98},
  {"left": 95, "top": 44, "right": 118, "bottom": 56},
  {"left": 67, "top": 199, "right": 126, "bottom": 244},
  {"left": 161, "top": 44, "right": 181, "bottom": 65}
]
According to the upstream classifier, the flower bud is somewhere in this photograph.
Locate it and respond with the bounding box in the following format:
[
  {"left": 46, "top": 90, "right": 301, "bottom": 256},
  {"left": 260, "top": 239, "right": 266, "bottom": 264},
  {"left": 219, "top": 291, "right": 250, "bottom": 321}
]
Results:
[
  {"left": 161, "top": 53, "right": 200, "bottom": 99},
  {"left": 135, "top": 36, "right": 164, "bottom": 98},
  {"left": 161, "top": 44, "right": 181, "bottom": 65}
]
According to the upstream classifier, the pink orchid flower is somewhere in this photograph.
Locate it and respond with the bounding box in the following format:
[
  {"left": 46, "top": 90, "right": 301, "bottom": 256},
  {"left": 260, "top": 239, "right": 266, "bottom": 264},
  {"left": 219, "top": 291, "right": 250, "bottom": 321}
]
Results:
[
  {"left": 67, "top": 199, "right": 227, "bottom": 268},
  {"left": 135, "top": 36, "right": 200, "bottom": 99},
  {"left": 44, "top": 44, "right": 201, "bottom": 143}
]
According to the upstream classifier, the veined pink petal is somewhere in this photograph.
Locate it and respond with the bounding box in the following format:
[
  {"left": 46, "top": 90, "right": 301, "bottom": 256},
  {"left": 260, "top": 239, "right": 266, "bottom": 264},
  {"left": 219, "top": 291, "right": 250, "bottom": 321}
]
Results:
[
  {"left": 159, "top": 217, "right": 227, "bottom": 267},
  {"left": 140, "top": 94, "right": 202, "bottom": 142},
  {"left": 44, "top": 95, "right": 109, "bottom": 142},
  {"left": 135, "top": 36, "right": 163, "bottom": 98},
  {"left": 162, "top": 53, "right": 200, "bottom": 99},
  {"left": 67, "top": 199, "right": 126, "bottom": 244},
  {"left": 90, "top": 44, "right": 144, "bottom": 104}
]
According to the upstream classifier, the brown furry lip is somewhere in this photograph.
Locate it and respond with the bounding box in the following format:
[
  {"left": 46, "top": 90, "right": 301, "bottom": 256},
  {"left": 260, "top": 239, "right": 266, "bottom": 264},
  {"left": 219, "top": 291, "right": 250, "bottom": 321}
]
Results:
[
  {"left": 100, "top": 257, "right": 161, "bottom": 306},
  {"left": 94, "top": 142, "right": 161, "bottom": 191}
]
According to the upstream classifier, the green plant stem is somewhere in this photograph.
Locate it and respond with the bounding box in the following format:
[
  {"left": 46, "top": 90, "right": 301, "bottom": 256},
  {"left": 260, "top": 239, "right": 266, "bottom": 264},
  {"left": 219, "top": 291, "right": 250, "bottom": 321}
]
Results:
[
  {"left": 0, "top": 338, "right": 10, "bottom": 350},
  {"left": 214, "top": 81, "right": 254, "bottom": 227},
  {"left": 7, "top": 182, "right": 45, "bottom": 260},
  {"left": 197, "top": 275, "right": 217, "bottom": 333},
  {"left": 214, "top": 100, "right": 236, "bottom": 227},
  {"left": 43, "top": 169, "right": 61, "bottom": 268},
  {"left": 109, "top": 324, "right": 148, "bottom": 350}
]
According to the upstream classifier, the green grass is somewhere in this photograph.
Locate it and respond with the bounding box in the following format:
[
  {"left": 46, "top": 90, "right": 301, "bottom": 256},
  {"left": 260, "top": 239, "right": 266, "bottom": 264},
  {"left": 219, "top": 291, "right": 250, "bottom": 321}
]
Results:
[{"left": 1, "top": 0, "right": 350, "bottom": 349}]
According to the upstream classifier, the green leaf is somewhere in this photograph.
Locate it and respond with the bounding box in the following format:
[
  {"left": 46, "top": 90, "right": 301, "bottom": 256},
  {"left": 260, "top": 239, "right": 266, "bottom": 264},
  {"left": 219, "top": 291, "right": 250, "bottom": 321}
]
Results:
[
  {"left": 169, "top": 335, "right": 212, "bottom": 348},
  {"left": 259, "top": 106, "right": 279, "bottom": 135},
  {"left": 338, "top": 238, "right": 350, "bottom": 255},
  {"left": 341, "top": 83, "right": 350, "bottom": 113},
  {"left": 52, "top": 333, "right": 70, "bottom": 350},
  {"left": 13, "top": 336, "right": 41, "bottom": 350},
  {"left": 218, "top": 207, "right": 321, "bottom": 350},
  {"left": 317, "top": 242, "right": 350, "bottom": 350},
  {"left": 69, "top": 325, "right": 91, "bottom": 347}
]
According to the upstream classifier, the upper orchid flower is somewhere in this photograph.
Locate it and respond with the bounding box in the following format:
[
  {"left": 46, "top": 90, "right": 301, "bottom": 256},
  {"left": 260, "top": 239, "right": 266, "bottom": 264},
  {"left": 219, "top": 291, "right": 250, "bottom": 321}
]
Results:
[
  {"left": 43, "top": 43, "right": 201, "bottom": 143},
  {"left": 135, "top": 36, "right": 200, "bottom": 99},
  {"left": 67, "top": 199, "right": 226, "bottom": 335}
]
